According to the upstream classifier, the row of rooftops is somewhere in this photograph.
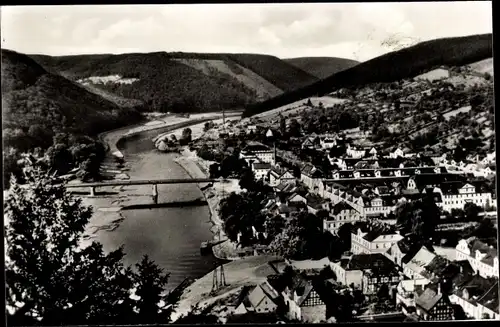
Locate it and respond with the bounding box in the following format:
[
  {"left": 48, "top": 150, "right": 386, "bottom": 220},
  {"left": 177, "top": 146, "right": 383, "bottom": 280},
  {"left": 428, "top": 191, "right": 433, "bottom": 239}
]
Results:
[
  {"left": 241, "top": 142, "right": 273, "bottom": 154},
  {"left": 388, "top": 240, "right": 498, "bottom": 315},
  {"left": 452, "top": 275, "right": 499, "bottom": 314},
  {"left": 393, "top": 234, "right": 499, "bottom": 315},
  {"left": 329, "top": 167, "right": 448, "bottom": 179}
]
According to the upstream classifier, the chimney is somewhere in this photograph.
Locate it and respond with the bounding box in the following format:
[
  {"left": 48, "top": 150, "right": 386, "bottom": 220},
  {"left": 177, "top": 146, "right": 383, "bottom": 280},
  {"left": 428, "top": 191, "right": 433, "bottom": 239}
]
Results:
[{"left": 437, "top": 283, "right": 441, "bottom": 295}]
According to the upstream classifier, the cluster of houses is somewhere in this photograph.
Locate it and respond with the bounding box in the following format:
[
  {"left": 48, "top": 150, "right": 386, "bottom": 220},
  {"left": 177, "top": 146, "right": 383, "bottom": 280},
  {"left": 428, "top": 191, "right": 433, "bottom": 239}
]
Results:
[
  {"left": 238, "top": 141, "right": 495, "bottom": 237},
  {"left": 231, "top": 140, "right": 498, "bottom": 321},
  {"left": 224, "top": 223, "right": 498, "bottom": 322},
  {"left": 335, "top": 221, "right": 499, "bottom": 321},
  {"left": 228, "top": 264, "right": 330, "bottom": 323},
  {"left": 436, "top": 152, "right": 496, "bottom": 178}
]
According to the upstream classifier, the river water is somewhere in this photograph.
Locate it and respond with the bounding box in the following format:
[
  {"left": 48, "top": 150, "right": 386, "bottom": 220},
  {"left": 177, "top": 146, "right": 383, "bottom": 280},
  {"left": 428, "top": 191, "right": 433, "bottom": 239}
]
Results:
[{"left": 99, "top": 128, "right": 221, "bottom": 292}]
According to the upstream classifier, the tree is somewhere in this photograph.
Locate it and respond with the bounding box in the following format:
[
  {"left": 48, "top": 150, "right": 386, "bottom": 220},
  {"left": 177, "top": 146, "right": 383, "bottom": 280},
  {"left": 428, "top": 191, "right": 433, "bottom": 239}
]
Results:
[
  {"left": 464, "top": 202, "right": 481, "bottom": 221},
  {"left": 268, "top": 211, "right": 324, "bottom": 260},
  {"left": 279, "top": 115, "right": 286, "bottom": 136},
  {"left": 132, "top": 255, "right": 174, "bottom": 324},
  {"left": 5, "top": 163, "right": 177, "bottom": 325},
  {"left": 395, "top": 195, "right": 438, "bottom": 243},
  {"left": 239, "top": 168, "right": 256, "bottom": 192},
  {"left": 3, "top": 147, "right": 24, "bottom": 189},
  {"left": 180, "top": 128, "right": 192, "bottom": 144},
  {"left": 264, "top": 215, "right": 285, "bottom": 241},
  {"left": 46, "top": 143, "right": 73, "bottom": 175},
  {"left": 209, "top": 163, "right": 220, "bottom": 178},
  {"left": 376, "top": 283, "right": 390, "bottom": 301},
  {"left": 203, "top": 122, "right": 212, "bottom": 132},
  {"left": 288, "top": 119, "right": 301, "bottom": 137}
]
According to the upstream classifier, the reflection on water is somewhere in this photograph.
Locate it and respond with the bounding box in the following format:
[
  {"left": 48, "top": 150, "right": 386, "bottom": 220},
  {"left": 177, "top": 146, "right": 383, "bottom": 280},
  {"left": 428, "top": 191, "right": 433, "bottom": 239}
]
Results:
[{"left": 97, "top": 129, "right": 223, "bottom": 291}]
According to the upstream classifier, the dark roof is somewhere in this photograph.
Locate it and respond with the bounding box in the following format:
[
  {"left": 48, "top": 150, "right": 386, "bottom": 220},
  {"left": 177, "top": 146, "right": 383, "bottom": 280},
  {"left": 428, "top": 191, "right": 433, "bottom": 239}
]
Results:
[
  {"left": 415, "top": 287, "right": 444, "bottom": 312},
  {"left": 376, "top": 186, "right": 390, "bottom": 194},
  {"left": 477, "top": 281, "right": 499, "bottom": 314},
  {"left": 243, "top": 143, "right": 272, "bottom": 152},
  {"left": 421, "top": 256, "right": 454, "bottom": 282},
  {"left": 359, "top": 224, "right": 397, "bottom": 242},
  {"left": 267, "top": 274, "right": 286, "bottom": 293},
  {"left": 411, "top": 173, "right": 466, "bottom": 190},
  {"left": 269, "top": 166, "right": 284, "bottom": 177},
  {"left": 396, "top": 239, "right": 413, "bottom": 254},
  {"left": 306, "top": 193, "right": 328, "bottom": 209},
  {"left": 331, "top": 201, "right": 356, "bottom": 215},
  {"left": 450, "top": 260, "right": 475, "bottom": 290},
  {"left": 453, "top": 275, "right": 498, "bottom": 312},
  {"left": 301, "top": 164, "right": 323, "bottom": 177},
  {"left": 233, "top": 285, "right": 255, "bottom": 307},
  {"left": 253, "top": 162, "right": 272, "bottom": 170},
  {"left": 340, "top": 253, "right": 398, "bottom": 274},
  {"left": 275, "top": 181, "right": 296, "bottom": 193},
  {"left": 464, "top": 237, "right": 498, "bottom": 265}
]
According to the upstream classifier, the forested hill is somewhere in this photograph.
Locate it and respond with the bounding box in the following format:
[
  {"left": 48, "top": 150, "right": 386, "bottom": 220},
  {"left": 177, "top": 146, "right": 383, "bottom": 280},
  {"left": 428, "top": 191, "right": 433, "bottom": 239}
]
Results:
[
  {"left": 2, "top": 49, "right": 142, "bottom": 144},
  {"left": 29, "top": 52, "right": 319, "bottom": 113},
  {"left": 243, "top": 33, "right": 493, "bottom": 118},
  {"left": 1, "top": 46, "right": 143, "bottom": 185},
  {"left": 284, "top": 57, "right": 360, "bottom": 79}
]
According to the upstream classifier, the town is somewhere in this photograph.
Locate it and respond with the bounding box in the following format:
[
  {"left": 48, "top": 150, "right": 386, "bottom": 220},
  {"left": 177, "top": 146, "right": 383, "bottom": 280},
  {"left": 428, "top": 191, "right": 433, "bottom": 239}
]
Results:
[
  {"left": 178, "top": 67, "right": 498, "bottom": 323},
  {"left": 3, "top": 3, "right": 496, "bottom": 326}
]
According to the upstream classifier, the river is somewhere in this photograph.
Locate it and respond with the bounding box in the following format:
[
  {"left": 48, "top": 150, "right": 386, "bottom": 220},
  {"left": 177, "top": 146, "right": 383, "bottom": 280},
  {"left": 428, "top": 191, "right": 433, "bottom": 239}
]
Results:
[{"left": 97, "top": 127, "right": 222, "bottom": 292}]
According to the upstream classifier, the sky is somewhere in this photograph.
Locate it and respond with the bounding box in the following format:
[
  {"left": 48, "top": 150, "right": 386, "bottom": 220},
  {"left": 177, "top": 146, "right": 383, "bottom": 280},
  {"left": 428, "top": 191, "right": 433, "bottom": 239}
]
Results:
[{"left": 1, "top": 2, "right": 493, "bottom": 62}]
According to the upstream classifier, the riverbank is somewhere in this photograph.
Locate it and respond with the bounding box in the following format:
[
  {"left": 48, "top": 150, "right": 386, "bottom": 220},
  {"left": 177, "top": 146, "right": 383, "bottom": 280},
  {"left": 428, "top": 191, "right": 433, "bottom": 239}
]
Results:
[
  {"left": 79, "top": 113, "right": 233, "bottom": 251},
  {"left": 173, "top": 148, "right": 243, "bottom": 261},
  {"left": 171, "top": 255, "right": 279, "bottom": 322}
]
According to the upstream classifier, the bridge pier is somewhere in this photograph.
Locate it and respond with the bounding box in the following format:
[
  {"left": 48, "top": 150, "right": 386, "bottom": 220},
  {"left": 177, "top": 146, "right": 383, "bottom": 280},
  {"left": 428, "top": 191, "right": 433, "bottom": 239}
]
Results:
[
  {"left": 89, "top": 186, "right": 96, "bottom": 197},
  {"left": 152, "top": 184, "right": 158, "bottom": 204}
]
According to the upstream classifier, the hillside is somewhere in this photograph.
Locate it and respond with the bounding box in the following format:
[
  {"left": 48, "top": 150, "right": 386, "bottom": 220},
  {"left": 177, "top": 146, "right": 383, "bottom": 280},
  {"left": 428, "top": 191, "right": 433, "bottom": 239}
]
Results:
[
  {"left": 30, "top": 52, "right": 318, "bottom": 113},
  {"left": 468, "top": 57, "right": 494, "bottom": 76},
  {"left": 1, "top": 48, "right": 142, "bottom": 152},
  {"left": 284, "top": 57, "right": 360, "bottom": 79},
  {"left": 243, "top": 33, "right": 493, "bottom": 118}
]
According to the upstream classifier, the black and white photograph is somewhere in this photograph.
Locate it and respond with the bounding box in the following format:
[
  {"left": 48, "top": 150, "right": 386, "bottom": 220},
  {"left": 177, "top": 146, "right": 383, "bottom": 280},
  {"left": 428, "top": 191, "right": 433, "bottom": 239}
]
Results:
[{"left": 2, "top": 1, "right": 498, "bottom": 325}]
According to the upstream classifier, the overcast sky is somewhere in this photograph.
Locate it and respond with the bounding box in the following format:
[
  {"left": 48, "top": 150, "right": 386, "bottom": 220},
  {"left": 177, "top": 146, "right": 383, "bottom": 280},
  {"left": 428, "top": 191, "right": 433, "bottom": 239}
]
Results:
[{"left": 1, "top": 2, "right": 492, "bottom": 62}]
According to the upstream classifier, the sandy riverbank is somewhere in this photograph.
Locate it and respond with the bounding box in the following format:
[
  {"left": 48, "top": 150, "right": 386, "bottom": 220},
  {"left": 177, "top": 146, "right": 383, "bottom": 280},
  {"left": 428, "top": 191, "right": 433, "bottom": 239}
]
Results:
[{"left": 79, "top": 114, "right": 232, "bottom": 250}]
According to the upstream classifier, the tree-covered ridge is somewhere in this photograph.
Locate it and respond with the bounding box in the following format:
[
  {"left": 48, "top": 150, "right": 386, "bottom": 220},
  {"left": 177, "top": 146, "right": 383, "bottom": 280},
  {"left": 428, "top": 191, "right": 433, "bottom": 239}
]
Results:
[
  {"left": 243, "top": 33, "right": 493, "bottom": 117},
  {"left": 284, "top": 56, "right": 360, "bottom": 79},
  {"left": 2, "top": 49, "right": 143, "bottom": 187},
  {"left": 29, "top": 51, "right": 318, "bottom": 113}
]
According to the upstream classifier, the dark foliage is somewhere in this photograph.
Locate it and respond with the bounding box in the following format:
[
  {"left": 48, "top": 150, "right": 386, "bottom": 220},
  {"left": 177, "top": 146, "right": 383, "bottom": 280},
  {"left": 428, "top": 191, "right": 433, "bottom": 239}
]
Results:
[
  {"left": 285, "top": 57, "right": 360, "bottom": 79},
  {"left": 2, "top": 49, "right": 143, "bottom": 186},
  {"left": 30, "top": 51, "right": 318, "bottom": 113},
  {"left": 5, "top": 164, "right": 177, "bottom": 325}
]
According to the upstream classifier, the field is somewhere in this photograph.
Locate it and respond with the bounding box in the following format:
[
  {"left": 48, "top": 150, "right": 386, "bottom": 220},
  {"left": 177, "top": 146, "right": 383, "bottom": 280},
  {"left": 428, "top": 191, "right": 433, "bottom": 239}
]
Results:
[{"left": 251, "top": 96, "right": 348, "bottom": 121}]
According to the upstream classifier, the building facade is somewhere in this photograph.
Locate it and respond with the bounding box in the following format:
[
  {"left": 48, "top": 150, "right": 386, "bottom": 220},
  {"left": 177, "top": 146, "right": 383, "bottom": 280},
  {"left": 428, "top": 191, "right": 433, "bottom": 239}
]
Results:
[{"left": 455, "top": 238, "right": 499, "bottom": 278}]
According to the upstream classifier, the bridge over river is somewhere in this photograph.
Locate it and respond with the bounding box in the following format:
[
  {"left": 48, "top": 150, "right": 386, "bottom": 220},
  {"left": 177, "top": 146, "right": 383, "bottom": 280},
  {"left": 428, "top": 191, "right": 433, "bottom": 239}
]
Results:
[{"left": 65, "top": 178, "right": 229, "bottom": 204}]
